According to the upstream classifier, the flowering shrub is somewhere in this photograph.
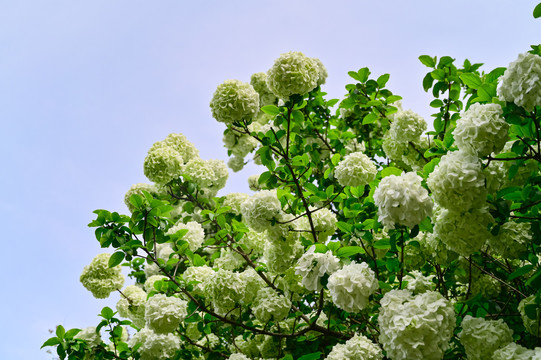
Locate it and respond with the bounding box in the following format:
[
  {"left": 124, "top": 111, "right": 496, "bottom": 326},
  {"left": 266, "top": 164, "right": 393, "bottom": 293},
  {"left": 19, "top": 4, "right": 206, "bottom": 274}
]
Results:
[{"left": 45, "top": 39, "right": 541, "bottom": 360}]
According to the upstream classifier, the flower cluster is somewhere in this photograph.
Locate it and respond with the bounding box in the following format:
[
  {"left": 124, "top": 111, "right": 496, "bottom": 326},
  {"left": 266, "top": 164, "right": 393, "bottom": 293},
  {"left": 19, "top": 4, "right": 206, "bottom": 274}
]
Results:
[
  {"left": 182, "top": 265, "right": 214, "bottom": 296},
  {"left": 144, "top": 275, "right": 168, "bottom": 292},
  {"left": 297, "top": 207, "right": 337, "bottom": 242},
  {"left": 241, "top": 190, "right": 282, "bottom": 233},
  {"left": 252, "top": 287, "right": 292, "bottom": 323},
  {"left": 457, "top": 315, "right": 513, "bottom": 360},
  {"left": 124, "top": 183, "right": 157, "bottom": 212},
  {"left": 327, "top": 262, "right": 378, "bottom": 313},
  {"left": 144, "top": 294, "right": 188, "bottom": 334},
  {"left": 378, "top": 290, "right": 455, "bottom": 360},
  {"left": 161, "top": 133, "right": 200, "bottom": 162},
  {"left": 116, "top": 285, "right": 147, "bottom": 328},
  {"left": 295, "top": 246, "right": 340, "bottom": 291},
  {"left": 326, "top": 334, "right": 383, "bottom": 360},
  {"left": 427, "top": 150, "right": 486, "bottom": 212},
  {"left": 266, "top": 52, "right": 320, "bottom": 99},
  {"left": 404, "top": 270, "right": 435, "bottom": 294},
  {"left": 453, "top": 103, "right": 508, "bottom": 157},
  {"left": 79, "top": 253, "right": 125, "bottom": 299},
  {"left": 488, "top": 221, "right": 531, "bottom": 259},
  {"left": 250, "top": 72, "right": 278, "bottom": 107},
  {"left": 183, "top": 158, "right": 228, "bottom": 196},
  {"left": 210, "top": 79, "right": 260, "bottom": 124},
  {"left": 373, "top": 172, "right": 433, "bottom": 229},
  {"left": 334, "top": 151, "right": 377, "bottom": 187},
  {"left": 203, "top": 269, "right": 246, "bottom": 316},
  {"left": 519, "top": 295, "right": 541, "bottom": 336},
  {"left": 492, "top": 342, "right": 538, "bottom": 360},
  {"left": 74, "top": 326, "right": 102, "bottom": 348},
  {"left": 128, "top": 326, "right": 180, "bottom": 360},
  {"left": 498, "top": 52, "right": 541, "bottom": 111},
  {"left": 143, "top": 145, "right": 184, "bottom": 184},
  {"left": 166, "top": 220, "right": 205, "bottom": 252}
]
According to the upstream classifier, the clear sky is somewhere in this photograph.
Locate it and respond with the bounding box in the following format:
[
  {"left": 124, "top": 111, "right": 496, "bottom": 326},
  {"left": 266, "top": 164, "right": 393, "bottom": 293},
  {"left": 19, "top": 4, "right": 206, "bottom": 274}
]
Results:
[{"left": 0, "top": 1, "right": 539, "bottom": 359}]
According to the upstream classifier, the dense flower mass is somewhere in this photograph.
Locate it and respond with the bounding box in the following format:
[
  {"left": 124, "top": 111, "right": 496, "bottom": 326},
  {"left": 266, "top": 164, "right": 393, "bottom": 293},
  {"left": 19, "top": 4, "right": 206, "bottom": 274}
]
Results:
[
  {"left": 295, "top": 246, "right": 341, "bottom": 291},
  {"left": 203, "top": 269, "right": 245, "bottom": 316},
  {"left": 519, "top": 295, "right": 541, "bottom": 336},
  {"left": 373, "top": 172, "right": 433, "bottom": 229},
  {"left": 327, "top": 262, "right": 378, "bottom": 313},
  {"left": 128, "top": 326, "right": 180, "bottom": 360},
  {"left": 75, "top": 326, "right": 102, "bottom": 348},
  {"left": 124, "top": 183, "right": 157, "bottom": 212},
  {"left": 116, "top": 285, "right": 147, "bottom": 328},
  {"left": 252, "top": 287, "right": 292, "bottom": 323},
  {"left": 453, "top": 103, "right": 508, "bottom": 157},
  {"left": 166, "top": 220, "right": 205, "bottom": 251},
  {"left": 498, "top": 52, "right": 541, "bottom": 111},
  {"left": 427, "top": 150, "right": 487, "bottom": 211},
  {"left": 297, "top": 207, "right": 337, "bottom": 241},
  {"left": 210, "top": 79, "right": 260, "bottom": 124},
  {"left": 378, "top": 290, "right": 455, "bottom": 360},
  {"left": 162, "top": 133, "right": 200, "bottom": 162},
  {"left": 143, "top": 146, "right": 183, "bottom": 184},
  {"left": 241, "top": 190, "right": 282, "bottom": 232},
  {"left": 458, "top": 315, "right": 513, "bottom": 360},
  {"left": 389, "top": 109, "right": 427, "bottom": 142},
  {"left": 487, "top": 221, "right": 531, "bottom": 259},
  {"left": 145, "top": 294, "right": 188, "bottom": 334},
  {"left": 250, "top": 72, "right": 278, "bottom": 107},
  {"left": 183, "top": 158, "right": 229, "bottom": 196},
  {"left": 334, "top": 151, "right": 377, "bottom": 187},
  {"left": 79, "top": 253, "right": 125, "bottom": 299},
  {"left": 492, "top": 342, "right": 537, "bottom": 360},
  {"left": 266, "top": 52, "right": 320, "bottom": 99},
  {"left": 326, "top": 334, "right": 383, "bottom": 360},
  {"left": 182, "top": 265, "right": 214, "bottom": 296}
]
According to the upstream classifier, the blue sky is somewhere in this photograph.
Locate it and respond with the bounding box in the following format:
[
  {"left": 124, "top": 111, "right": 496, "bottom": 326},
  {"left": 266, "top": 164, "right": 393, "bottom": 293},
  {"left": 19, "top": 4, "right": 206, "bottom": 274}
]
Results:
[{"left": 1, "top": 1, "right": 539, "bottom": 359}]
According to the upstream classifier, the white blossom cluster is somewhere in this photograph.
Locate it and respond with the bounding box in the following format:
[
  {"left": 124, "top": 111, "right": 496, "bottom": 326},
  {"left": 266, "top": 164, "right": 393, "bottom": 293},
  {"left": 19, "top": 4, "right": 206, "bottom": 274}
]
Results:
[
  {"left": 488, "top": 221, "right": 531, "bottom": 259},
  {"left": 161, "top": 133, "right": 200, "bottom": 162},
  {"left": 166, "top": 220, "right": 205, "bottom": 252},
  {"left": 417, "top": 231, "right": 459, "bottom": 266},
  {"left": 222, "top": 130, "right": 258, "bottom": 172},
  {"left": 518, "top": 295, "right": 541, "bottom": 336},
  {"left": 266, "top": 52, "right": 321, "bottom": 99},
  {"left": 183, "top": 158, "right": 228, "bottom": 197},
  {"left": 128, "top": 326, "right": 180, "bottom": 360},
  {"left": 470, "top": 274, "right": 501, "bottom": 299},
  {"left": 390, "top": 109, "right": 427, "bottom": 142},
  {"left": 116, "top": 285, "right": 147, "bottom": 328},
  {"left": 427, "top": 150, "right": 487, "bottom": 212},
  {"left": 74, "top": 326, "right": 102, "bottom": 348},
  {"left": 313, "top": 57, "right": 328, "bottom": 86},
  {"left": 228, "top": 354, "right": 250, "bottom": 360},
  {"left": 457, "top": 315, "right": 513, "bottom": 360},
  {"left": 334, "top": 151, "right": 377, "bottom": 187},
  {"left": 252, "top": 287, "right": 292, "bottom": 323},
  {"left": 493, "top": 342, "right": 539, "bottom": 360},
  {"left": 263, "top": 234, "right": 304, "bottom": 274},
  {"left": 203, "top": 269, "right": 245, "bottom": 316},
  {"left": 250, "top": 72, "right": 278, "bottom": 107},
  {"left": 378, "top": 290, "right": 455, "bottom": 360},
  {"left": 326, "top": 334, "right": 383, "bottom": 360},
  {"left": 144, "top": 294, "right": 188, "bottom": 334},
  {"left": 373, "top": 172, "right": 433, "bottom": 229},
  {"left": 498, "top": 52, "right": 541, "bottom": 111},
  {"left": 210, "top": 79, "right": 260, "bottom": 124},
  {"left": 124, "top": 183, "right": 157, "bottom": 212},
  {"left": 214, "top": 248, "right": 245, "bottom": 270},
  {"left": 144, "top": 275, "right": 168, "bottom": 293},
  {"left": 248, "top": 174, "right": 263, "bottom": 191},
  {"left": 239, "top": 268, "right": 266, "bottom": 305},
  {"left": 182, "top": 265, "right": 215, "bottom": 296},
  {"left": 297, "top": 207, "right": 337, "bottom": 242},
  {"left": 295, "top": 246, "right": 340, "bottom": 291},
  {"left": 327, "top": 262, "right": 378, "bottom": 313},
  {"left": 453, "top": 103, "right": 508, "bottom": 157},
  {"left": 143, "top": 144, "right": 184, "bottom": 185},
  {"left": 79, "top": 253, "right": 125, "bottom": 299},
  {"left": 404, "top": 270, "right": 435, "bottom": 294},
  {"left": 433, "top": 206, "right": 493, "bottom": 256},
  {"left": 241, "top": 190, "right": 282, "bottom": 233}
]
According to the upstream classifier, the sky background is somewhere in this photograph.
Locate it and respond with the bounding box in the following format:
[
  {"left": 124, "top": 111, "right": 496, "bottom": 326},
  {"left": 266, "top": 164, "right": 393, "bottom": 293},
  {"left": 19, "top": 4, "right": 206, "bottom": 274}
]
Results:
[{"left": 0, "top": 1, "right": 540, "bottom": 358}]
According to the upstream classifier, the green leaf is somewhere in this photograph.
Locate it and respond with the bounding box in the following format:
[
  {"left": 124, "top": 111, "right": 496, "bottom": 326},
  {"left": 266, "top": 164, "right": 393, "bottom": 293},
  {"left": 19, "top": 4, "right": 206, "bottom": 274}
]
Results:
[
  {"left": 430, "top": 99, "right": 443, "bottom": 108},
  {"left": 298, "top": 352, "right": 322, "bottom": 360},
  {"left": 327, "top": 241, "right": 340, "bottom": 252},
  {"left": 362, "top": 112, "right": 378, "bottom": 125},
  {"left": 357, "top": 68, "right": 370, "bottom": 82},
  {"left": 261, "top": 105, "right": 280, "bottom": 116},
  {"left": 419, "top": 55, "right": 436, "bottom": 68},
  {"left": 64, "top": 328, "right": 81, "bottom": 340},
  {"left": 431, "top": 69, "right": 446, "bottom": 81},
  {"left": 422, "top": 73, "right": 434, "bottom": 92},
  {"left": 348, "top": 71, "right": 361, "bottom": 81},
  {"left": 381, "top": 167, "right": 402, "bottom": 178},
  {"left": 374, "top": 238, "right": 390, "bottom": 249},
  {"left": 377, "top": 74, "right": 390, "bottom": 88},
  {"left": 508, "top": 264, "right": 533, "bottom": 281},
  {"left": 423, "top": 157, "right": 440, "bottom": 178},
  {"left": 291, "top": 110, "right": 304, "bottom": 123},
  {"left": 101, "top": 306, "right": 114, "bottom": 320},
  {"left": 56, "top": 325, "right": 65, "bottom": 339},
  {"left": 41, "top": 337, "right": 61, "bottom": 348},
  {"left": 336, "top": 221, "right": 353, "bottom": 233},
  {"left": 337, "top": 246, "right": 365, "bottom": 257},
  {"left": 193, "top": 254, "right": 206, "bottom": 266},
  {"left": 108, "top": 251, "right": 125, "bottom": 268},
  {"left": 331, "top": 153, "right": 340, "bottom": 166},
  {"left": 525, "top": 304, "right": 539, "bottom": 320},
  {"left": 460, "top": 73, "right": 482, "bottom": 89},
  {"left": 534, "top": 2, "right": 541, "bottom": 18}
]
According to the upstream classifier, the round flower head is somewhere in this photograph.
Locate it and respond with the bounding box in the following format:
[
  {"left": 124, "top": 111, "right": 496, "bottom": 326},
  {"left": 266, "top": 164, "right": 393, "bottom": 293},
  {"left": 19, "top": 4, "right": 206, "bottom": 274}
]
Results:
[
  {"left": 498, "top": 52, "right": 541, "bottom": 111},
  {"left": 418, "top": 231, "right": 459, "bottom": 267},
  {"left": 297, "top": 207, "right": 337, "bottom": 242},
  {"left": 334, "top": 151, "right": 377, "bottom": 187},
  {"left": 326, "top": 334, "right": 383, "bottom": 360},
  {"left": 312, "top": 57, "right": 328, "bottom": 86},
  {"left": 238, "top": 268, "right": 266, "bottom": 305},
  {"left": 144, "top": 275, "right": 168, "bottom": 293},
  {"left": 183, "top": 158, "right": 229, "bottom": 196},
  {"left": 263, "top": 235, "right": 304, "bottom": 274},
  {"left": 453, "top": 103, "right": 509, "bottom": 157},
  {"left": 143, "top": 146, "right": 183, "bottom": 184},
  {"left": 75, "top": 326, "right": 102, "bottom": 348},
  {"left": 161, "top": 133, "right": 200, "bottom": 163},
  {"left": 228, "top": 156, "right": 245, "bottom": 172},
  {"left": 404, "top": 270, "right": 435, "bottom": 294},
  {"left": 266, "top": 51, "right": 320, "bottom": 99},
  {"left": 252, "top": 287, "right": 292, "bottom": 323},
  {"left": 458, "top": 315, "right": 513, "bottom": 360},
  {"left": 378, "top": 290, "right": 456, "bottom": 360},
  {"left": 519, "top": 295, "right": 541, "bottom": 336},
  {"left": 241, "top": 190, "right": 282, "bottom": 233},
  {"left": 128, "top": 326, "right": 180, "bottom": 360},
  {"left": 248, "top": 174, "right": 262, "bottom": 191},
  {"left": 373, "top": 172, "right": 433, "bottom": 229},
  {"left": 389, "top": 109, "right": 427, "bottom": 143},
  {"left": 471, "top": 274, "right": 501, "bottom": 299},
  {"left": 222, "top": 192, "right": 250, "bottom": 215},
  {"left": 427, "top": 150, "right": 487, "bottom": 212},
  {"left": 493, "top": 342, "right": 535, "bottom": 360},
  {"left": 124, "top": 183, "right": 157, "bottom": 212},
  {"left": 182, "top": 265, "right": 214, "bottom": 296},
  {"left": 327, "top": 262, "right": 378, "bottom": 313},
  {"left": 487, "top": 221, "right": 531, "bottom": 259},
  {"left": 116, "top": 285, "right": 147, "bottom": 328},
  {"left": 210, "top": 79, "right": 260, "bottom": 124},
  {"left": 145, "top": 294, "right": 188, "bottom": 334},
  {"left": 295, "top": 246, "right": 341, "bottom": 291},
  {"left": 214, "top": 248, "right": 245, "bottom": 270},
  {"left": 203, "top": 269, "right": 244, "bottom": 316},
  {"left": 228, "top": 354, "right": 250, "bottom": 360},
  {"left": 80, "top": 253, "right": 125, "bottom": 299},
  {"left": 166, "top": 220, "right": 205, "bottom": 252},
  {"left": 250, "top": 72, "right": 278, "bottom": 107},
  {"left": 434, "top": 206, "right": 493, "bottom": 257}
]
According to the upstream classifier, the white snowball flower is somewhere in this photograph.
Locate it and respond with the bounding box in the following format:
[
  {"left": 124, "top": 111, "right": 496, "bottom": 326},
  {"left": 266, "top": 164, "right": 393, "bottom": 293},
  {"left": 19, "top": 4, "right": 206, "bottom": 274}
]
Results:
[
  {"left": 518, "top": 295, "right": 541, "bottom": 336},
  {"left": 203, "top": 269, "right": 244, "bottom": 316},
  {"left": 492, "top": 342, "right": 535, "bottom": 360},
  {"left": 390, "top": 109, "right": 427, "bottom": 143},
  {"left": 145, "top": 294, "right": 188, "bottom": 334},
  {"left": 161, "top": 133, "right": 200, "bottom": 163},
  {"left": 124, "top": 183, "right": 157, "bottom": 212},
  {"left": 458, "top": 315, "right": 513, "bottom": 360},
  {"left": 241, "top": 190, "right": 282, "bottom": 233},
  {"left": 453, "top": 103, "right": 508, "bottom": 157},
  {"left": 210, "top": 79, "right": 260, "bottom": 124},
  {"left": 427, "top": 150, "right": 487, "bottom": 212},
  {"left": 266, "top": 52, "right": 320, "bottom": 99},
  {"left": 498, "top": 52, "right": 541, "bottom": 111},
  {"left": 404, "top": 270, "right": 435, "bottom": 294},
  {"left": 166, "top": 221, "right": 205, "bottom": 252},
  {"left": 80, "top": 253, "right": 125, "bottom": 299},
  {"left": 334, "top": 151, "right": 377, "bottom": 187},
  {"left": 116, "top": 285, "right": 147, "bottom": 328},
  {"left": 183, "top": 158, "right": 229, "bottom": 196},
  {"left": 182, "top": 265, "right": 215, "bottom": 296},
  {"left": 487, "top": 221, "right": 531, "bottom": 259},
  {"left": 378, "top": 290, "right": 456, "bottom": 360},
  {"left": 75, "top": 326, "right": 102, "bottom": 348},
  {"left": 263, "top": 236, "right": 304, "bottom": 274},
  {"left": 297, "top": 207, "right": 337, "bottom": 242},
  {"left": 128, "top": 326, "right": 180, "bottom": 360},
  {"left": 143, "top": 146, "right": 183, "bottom": 185},
  {"left": 250, "top": 72, "right": 278, "bottom": 107},
  {"left": 326, "top": 334, "right": 383, "bottom": 360},
  {"left": 228, "top": 354, "right": 251, "bottom": 360},
  {"left": 373, "top": 172, "right": 433, "bottom": 229},
  {"left": 295, "top": 246, "right": 341, "bottom": 291},
  {"left": 144, "top": 275, "right": 168, "bottom": 293},
  {"left": 327, "top": 262, "right": 378, "bottom": 313},
  {"left": 252, "top": 287, "right": 292, "bottom": 323}
]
